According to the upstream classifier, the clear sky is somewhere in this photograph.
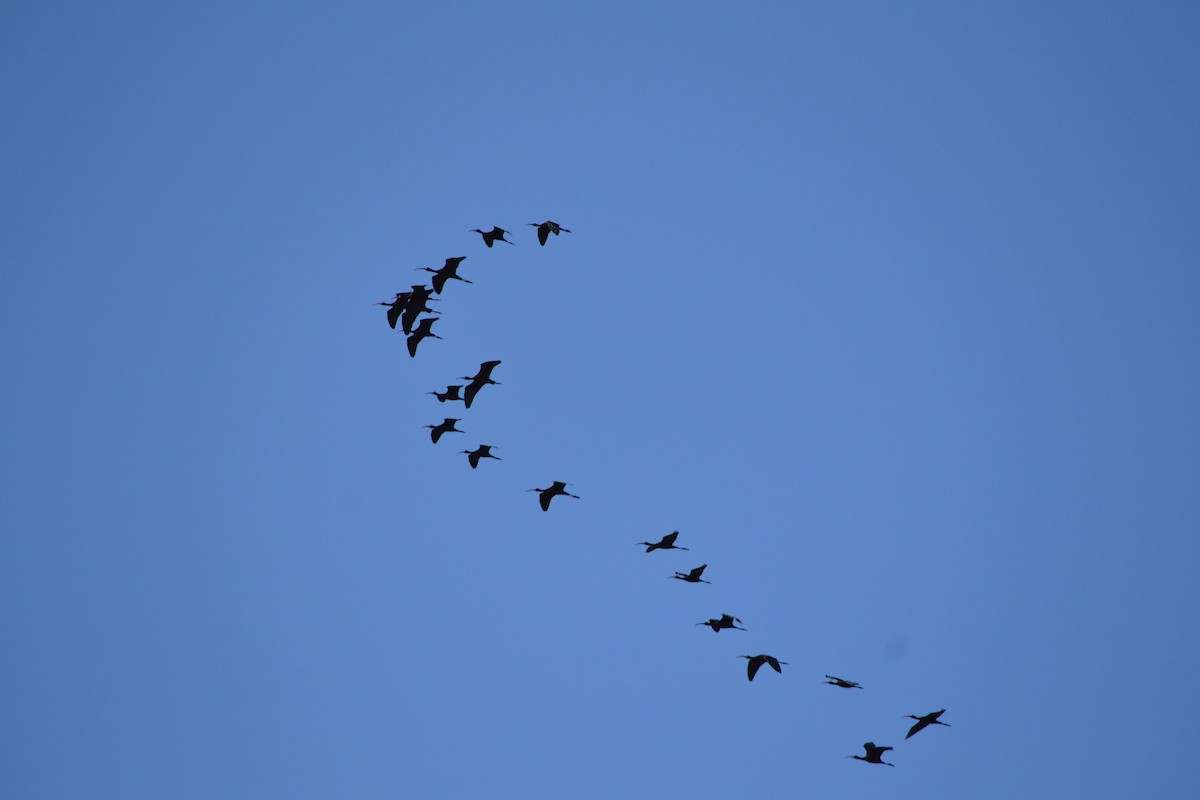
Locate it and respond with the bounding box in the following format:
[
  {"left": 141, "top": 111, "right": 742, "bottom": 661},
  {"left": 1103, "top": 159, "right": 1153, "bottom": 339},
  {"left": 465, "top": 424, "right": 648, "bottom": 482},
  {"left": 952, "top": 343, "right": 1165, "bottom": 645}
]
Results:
[{"left": 3, "top": 2, "right": 1199, "bottom": 797}]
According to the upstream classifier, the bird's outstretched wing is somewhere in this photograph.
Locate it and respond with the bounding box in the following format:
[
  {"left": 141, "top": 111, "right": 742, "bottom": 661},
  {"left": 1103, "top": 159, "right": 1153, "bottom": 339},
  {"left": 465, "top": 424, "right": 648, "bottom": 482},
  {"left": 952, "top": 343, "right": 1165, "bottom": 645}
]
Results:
[
  {"left": 765, "top": 656, "right": 783, "bottom": 673},
  {"left": 463, "top": 380, "right": 482, "bottom": 409},
  {"left": 746, "top": 656, "right": 764, "bottom": 682},
  {"left": 468, "top": 451, "right": 480, "bottom": 469},
  {"left": 662, "top": 531, "right": 679, "bottom": 546},
  {"left": 906, "top": 719, "right": 929, "bottom": 739},
  {"left": 539, "top": 491, "right": 551, "bottom": 512},
  {"left": 537, "top": 223, "right": 549, "bottom": 246}
]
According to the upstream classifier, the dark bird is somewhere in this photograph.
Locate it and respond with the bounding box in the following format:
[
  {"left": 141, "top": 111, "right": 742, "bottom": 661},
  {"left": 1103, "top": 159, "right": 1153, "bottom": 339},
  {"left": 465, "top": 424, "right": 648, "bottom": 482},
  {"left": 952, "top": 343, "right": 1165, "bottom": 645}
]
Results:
[
  {"left": 848, "top": 742, "right": 894, "bottom": 767},
  {"left": 528, "top": 481, "right": 578, "bottom": 511},
  {"left": 407, "top": 317, "right": 441, "bottom": 357},
  {"left": 459, "top": 360, "right": 502, "bottom": 408},
  {"left": 460, "top": 444, "right": 501, "bottom": 469},
  {"left": 527, "top": 220, "right": 571, "bottom": 246},
  {"left": 422, "top": 418, "right": 462, "bottom": 444},
  {"left": 401, "top": 284, "right": 439, "bottom": 335},
  {"left": 427, "top": 385, "right": 464, "bottom": 404},
  {"left": 738, "top": 654, "right": 787, "bottom": 681},
  {"left": 824, "top": 675, "right": 864, "bottom": 689},
  {"left": 904, "top": 709, "right": 950, "bottom": 739},
  {"left": 471, "top": 226, "right": 515, "bottom": 247},
  {"left": 416, "top": 257, "right": 472, "bottom": 294},
  {"left": 375, "top": 292, "right": 410, "bottom": 330},
  {"left": 672, "top": 564, "right": 710, "bottom": 584},
  {"left": 637, "top": 531, "right": 689, "bottom": 553},
  {"left": 696, "top": 614, "right": 746, "bottom": 632}
]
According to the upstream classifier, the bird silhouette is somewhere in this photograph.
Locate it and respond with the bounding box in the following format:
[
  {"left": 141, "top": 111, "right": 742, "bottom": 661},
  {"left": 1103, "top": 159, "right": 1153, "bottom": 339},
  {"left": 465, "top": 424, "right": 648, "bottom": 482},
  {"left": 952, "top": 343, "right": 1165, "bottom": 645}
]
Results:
[
  {"left": 375, "top": 292, "right": 410, "bottom": 330},
  {"left": 528, "top": 481, "right": 578, "bottom": 511},
  {"left": 738, "top": 654, "right": 786, "bottom": 681},
  {"left": 672, "top": 564, "right": 710, "bottom": 584},
  {"left": 422, "top": 418, "right": 463, "bottom": 444},
  {"left": 637, "top": 531, "right": 689, "bottom": 552},
  {"left": 904, "top": 709, "right": 950, "bottom": 739},
  {"left": 824, "top": 675, "right": 864, "bottom": 689},
  {"left": 460, "top": 444, "right": 501, "bottom": 469},
  {"left": 459, "top": 360, "right": 502, "bottom": 408},
  {"left": 848, "top": 742, "right": 894, "bottom": 766},
  {"left": 697, "top": 614, "right": 746, "bottom": 632},
  {"left": 416, "top": 257, "right": 472, "bottom": 294},
  {"left": 471, "top": 226, "right": 515, "bottom": 247},
  {"left": 427, "top": 385, "right": 464, "bottom": 404},
  {"left": 527, "top": 220, "right": 571, "bottom": 246},
  {"left": 407, "top": 317, "right": 441, "bottom": 357},
  {"left": 401, "top": 285, "right": 439, "bottom": 334}
]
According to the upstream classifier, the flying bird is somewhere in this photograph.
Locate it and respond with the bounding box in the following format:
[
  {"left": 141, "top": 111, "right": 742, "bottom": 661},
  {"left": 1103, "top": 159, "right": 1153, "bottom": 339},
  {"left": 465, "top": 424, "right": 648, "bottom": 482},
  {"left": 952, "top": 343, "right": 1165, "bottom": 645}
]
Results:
[
  {"left": 375, "top": 292, "right": 410, "bottom": 330},
  {"left": 459, "top": 360, "right": 502, "bottom": 408},
  {"left": 427, "top": 385, "right": 464, "bottom": 404},
  {"left": 672, "top": 564, "right": 710, "bottom": 584},
  {"left": 527, "top": 220, "right": 571, "bottom": 246},
  {"left": 416, "top": 257, "right": 472, "bottom": 294},
  {"left": 528, "top": 481, "right": 578, "bottom": 511},
  {"left": 904, "top": 709, "right": 950, "bottom": 739},
  {"left": 471, "top": 226, "right": 515, "bottom": 247},
  {"left": 401, "top": 284, "right": 439, "bottom": 334},
  {"left": 696, "top": 614, "right": 746, "bottom": 632},
  {"left": 738, "top": 654, "right": 787, "bottom": 681},
  {"left": 824, "top": 675, "right": 864, "bottom": 689},
  {"left": 848, "top": 742, "right": 894, "bottom": 767},
  {"left": 422, "top": 418, "right": 463, "bottom": 444},
  {"left": 406, "top": 317, "right": 441, "bottom": 357},
  {"left": 460, "top": 444, "right": 501, "bottom": 469},
  {"left": 637, "top": 531, "right": 689, "bottom": 552}
]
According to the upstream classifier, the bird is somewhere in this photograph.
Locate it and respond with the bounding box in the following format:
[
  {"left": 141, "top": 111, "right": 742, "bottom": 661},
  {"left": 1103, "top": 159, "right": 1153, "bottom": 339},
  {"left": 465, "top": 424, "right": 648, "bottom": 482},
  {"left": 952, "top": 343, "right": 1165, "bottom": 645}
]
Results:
[
  {"left": 637, "top": 531, "right": 689, "bottom": 552},
  {"left": 460, "top": 444, "right": 501, "bottom": 469},
  {"left": 401, "top": 285, "right": 438, "bottom": 335},
  {"left": 904, "top": 709, "right": 950, "bottom": 739},
  {"left": 422, "top": 418, "right": 462, "bottom": 444},
  {"left": 416, "top": 257, "right": 472, "bottom": 294},
  {"left": 824, "top": 675, "right": 864, "bottom": 689},
  {"left": 696, "top": 614, "right": 746, "bottom": 632},
  {"left": 528, "top": 481, "right": 578, "bottom": 511},
  {"left": 375, "top": 292, "right": 410, "bottom": 330},
  {"left": 738, "top": 654, "right": 787, "bottom": 681},
  {"left": 471, "top": 226, "right": 515, "bottom": 247},
  {"left": 407, "top": 317, "right": 441, "bottom": 357},
  {"left": 459, "top": 360, "right": 501, "bottom": 408},
  {"left": 848, "top": 742, "right": 894, "bottom": 766},
  {"left": 527, "top": 220, "right": 571, "bottom": 246},
  {"left": 427, "top": 385, "right": 464, "bottom": 404},
  {"left": 672, "top": 564, "right": 710, "bottom": 584}
]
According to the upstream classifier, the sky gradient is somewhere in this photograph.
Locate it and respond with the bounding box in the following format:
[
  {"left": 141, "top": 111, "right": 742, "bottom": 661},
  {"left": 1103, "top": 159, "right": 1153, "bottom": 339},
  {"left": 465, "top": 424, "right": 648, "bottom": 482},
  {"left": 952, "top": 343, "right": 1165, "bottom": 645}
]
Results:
[{"left": 3, "top": 2, "right": 1199, "bottom": 797}]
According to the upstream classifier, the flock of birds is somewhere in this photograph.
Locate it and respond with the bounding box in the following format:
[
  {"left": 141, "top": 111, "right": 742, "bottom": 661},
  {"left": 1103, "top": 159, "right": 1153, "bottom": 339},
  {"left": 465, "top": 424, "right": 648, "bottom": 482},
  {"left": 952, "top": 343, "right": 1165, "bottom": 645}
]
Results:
[{"left": 377, "top": 220, "right": 951, "bottom": 768}]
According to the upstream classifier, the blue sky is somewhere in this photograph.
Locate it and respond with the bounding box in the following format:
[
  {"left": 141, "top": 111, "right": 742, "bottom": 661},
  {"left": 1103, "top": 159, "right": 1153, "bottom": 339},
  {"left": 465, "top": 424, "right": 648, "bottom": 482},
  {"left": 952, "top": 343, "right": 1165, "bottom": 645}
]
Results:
[{"left": 3, "top": 2, "right": 1199, "bottom": 797}]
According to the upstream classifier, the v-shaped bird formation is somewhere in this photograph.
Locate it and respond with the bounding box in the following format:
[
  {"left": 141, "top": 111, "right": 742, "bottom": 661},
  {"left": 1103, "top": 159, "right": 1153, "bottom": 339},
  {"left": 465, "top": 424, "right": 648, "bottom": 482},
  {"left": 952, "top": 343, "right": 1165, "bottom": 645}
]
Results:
[{"left": 375, "top": 218, "right": 951, "bottom": 769}]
